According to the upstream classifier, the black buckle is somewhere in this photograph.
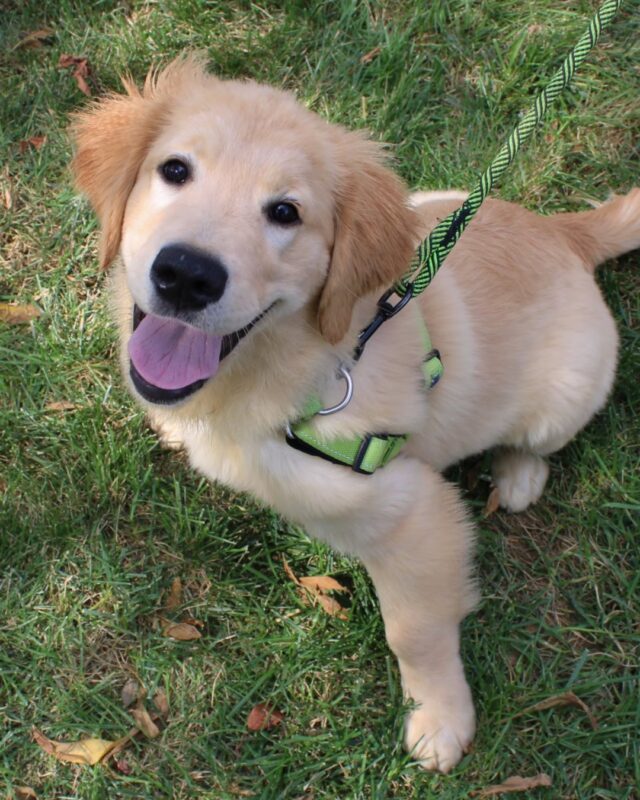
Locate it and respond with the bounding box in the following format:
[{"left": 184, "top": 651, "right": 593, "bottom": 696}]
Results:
[
  {"left": 352, "top": 434, "right": 374, "bottom": 474},
  {"left": 353, "top": 284, "right": 413, "bottom": 361}
]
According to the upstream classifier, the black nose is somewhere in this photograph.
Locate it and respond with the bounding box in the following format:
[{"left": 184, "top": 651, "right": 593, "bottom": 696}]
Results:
[{"left": 150, "top": 245, "right": 228, "bottom": 312}]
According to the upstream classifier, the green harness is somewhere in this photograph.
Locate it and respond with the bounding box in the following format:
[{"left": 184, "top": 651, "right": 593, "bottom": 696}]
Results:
[
  {"left": 286, "top": 310, "right": 443, "bottom": 474},
  {"left": 285, "top": 0, "right": 620, "bottom": 475}
]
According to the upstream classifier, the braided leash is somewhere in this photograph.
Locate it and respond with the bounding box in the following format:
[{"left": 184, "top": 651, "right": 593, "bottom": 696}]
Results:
[{"left": 395, "top": 0, "right": 622, "bottom": 299}]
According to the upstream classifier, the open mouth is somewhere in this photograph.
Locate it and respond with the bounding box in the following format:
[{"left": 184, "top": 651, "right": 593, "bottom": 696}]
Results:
[{"left": 128, "top": 304, "right": 273, "bottom": 405}]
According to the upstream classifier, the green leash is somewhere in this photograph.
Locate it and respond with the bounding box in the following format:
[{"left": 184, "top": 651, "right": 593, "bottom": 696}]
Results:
[
  {"left": 287, "top": 0, "right": 622, "bottom": 474},
  {"left": 397, "top": 0, "right": 622, "bottom": 298}
]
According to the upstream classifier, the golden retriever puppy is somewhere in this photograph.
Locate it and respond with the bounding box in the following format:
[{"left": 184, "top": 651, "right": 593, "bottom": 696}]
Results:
[{"left": 70, "top": 57, "right": 640, "bottom": 772}]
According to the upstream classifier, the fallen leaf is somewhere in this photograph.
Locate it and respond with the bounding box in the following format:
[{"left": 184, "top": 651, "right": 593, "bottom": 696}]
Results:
[
  {"left": 282, "top": 556, "right": 299, "bottom": 585},
  {"left": 298, "top": 575, "right": 349, "bottom": 594},
  {"left": 121, "top": 678, "right": 142, "bottom": 709},
  {"left": 360, "top": 45, "right": 382, "bottom": 64},
  {"left": 0, "top": 303, "right": 41, "bottom": 324},
  {"left": 13, "top": 28, "right": 55, "bottom": 50},
  {"left": 32, "top": 727, "right": 119, "bottom": 765},
  {"left": 162, "top": 620, "right": 202, "bottom": 641},
  {"left": 153, "top": 689, "right": 169, "bottom": 718},
  {"left": 247, "top": 703, "right": 284, "bottom": 731},
  {"left": 516, "top": 691, "right": 597, "bottom": 730},
  {"left": 165, "top": 577, "right": 183, "bottom": 611},
  {"left": 75, "top": 72, "right": 91, "bottom": 97},
  {"left": 284, "top": 560, "right": 350, "bottom": 619},
  {"left": 19, "top": 135, "right": 47, "bottom": 154},
  {"left": 106, "top": 727, "right": 140, "bottom": 760},
  {"left": 13, "top": 788, "right": 37, "bottom": 800},
  {"left": 58, "top": 54, "right": 92, "bottom": 96},
  {"left": 130, "top": 705, "right": 160, "bottom": 739},
  {"left": 45, "top": 401, "right": 79, "bottom": 413},
  {"left": 181, "top": 616, "right": 204, "bottom": 628},
  {"left": 316, "top": 592, "right": 348, "bottom": 620},
  {"left": 297, "top": 574, "right": 350, "bottom": 619},
  {"left": 484, "top": 486, "right": 501, "bottom": 516},
  {"left": 471, "top": 773, "right": 552, "bottom": 797}
]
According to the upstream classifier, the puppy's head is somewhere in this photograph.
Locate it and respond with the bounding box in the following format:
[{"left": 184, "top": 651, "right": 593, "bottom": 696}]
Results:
[{"left": 71, "top": 57, "right": 417, "bottom": 406}]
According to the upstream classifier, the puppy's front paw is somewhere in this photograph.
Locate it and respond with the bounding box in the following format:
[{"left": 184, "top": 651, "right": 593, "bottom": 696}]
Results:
[{"left": 404, "top": 690, "right": 475, "bottom": 773}]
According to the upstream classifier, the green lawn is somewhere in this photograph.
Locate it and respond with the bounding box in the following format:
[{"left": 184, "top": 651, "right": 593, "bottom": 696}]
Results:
[{"left": 1, "top": 1, "right": 638, "bottom": 798}]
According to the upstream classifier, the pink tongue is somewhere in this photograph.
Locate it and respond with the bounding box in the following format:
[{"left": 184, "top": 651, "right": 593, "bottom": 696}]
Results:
[{"left": 128, "top": 313, "right": 222, "bottom": 390}]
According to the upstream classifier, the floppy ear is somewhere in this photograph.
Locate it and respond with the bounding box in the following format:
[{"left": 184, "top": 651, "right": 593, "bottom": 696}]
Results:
[
  {"left": 70, "top": 55, "right": 211, "bottom": 268},
  {"left": 317, "top": 133, "right": 418, "bottom": 344},
  {"left": 70, "top": 78, "right": 168, "bottom": 269}
]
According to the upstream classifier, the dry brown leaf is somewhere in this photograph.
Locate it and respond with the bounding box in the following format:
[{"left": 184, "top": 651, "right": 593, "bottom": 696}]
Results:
[
  {"left": 45, "top": 400, "right": 79, "bottom": 413},
  {"left": 162, "top": 620, "right": 202, "bottom": 641},
  {"left": 106, "top": 727, "right": 140, "bottom": 760},
  {"left": 316, "top": 592, "right": 349, "bottom": 620},
  {"left": 75, "top": 73, "right": 91, "bottom": 97},
  {"left": 153, "top": 689, "right": 169, "bottom": 718},
  {"left": 13, "top": 28, "right": 55, "bottom": 50},
  {"left": 121, "top": 678, "right": 142, "bottom": 709},
  {"left": 165, "top": 577, "right": 183, "bottom": 611},
  {"left": 472, "top": 773, "right": 552, "bottom": 797},
  {"left": 246, "top": 703, "right": 284, "bottom": 732},
  {"left": 298, "top": 575, "right": 349, "bottom": 594},
  {"left": 360, "top": 45, "right": 382, "bottom": 64},
  {"left": 13, "top": 788, "right": 37, "bottom": 800},
  {"left": 19, "top": 136, "right": 47, "bottom": 154},
  {"left": 516, "top": 691, "right": 598, "bottom": 730},
  {"left": 282, "top": 556, "right": 299, "bottom": 585},
  {"left": 32, "top": 727, "right": 119, "bottom": 765},
  {"left": 58, "top": 54, "right": 92, "bottom": 96},
  {"left": 181, "top": 616, "right": 204, "bottom": 628},
  {"left": 297, "top": 574, "right": 350, "bottom": 619},
  {"left": 484, "top": 486, "right": 501, "bottom": 516},
  {"left": 0, "top": 303, "right": 41, "bottom": 324},
  {"left": 130, "top": 706, "right": 160, "bottom": 739}
]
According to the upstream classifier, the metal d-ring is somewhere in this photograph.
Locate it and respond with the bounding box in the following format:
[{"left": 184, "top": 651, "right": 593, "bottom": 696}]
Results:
[{"left": 317, "top": 365, "right": 354, "bottom": 416}]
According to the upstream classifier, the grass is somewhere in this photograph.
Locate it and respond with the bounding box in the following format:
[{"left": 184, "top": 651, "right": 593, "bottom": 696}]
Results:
[{"left": 1, "top": 0, "right": 638, "bottom": 797}]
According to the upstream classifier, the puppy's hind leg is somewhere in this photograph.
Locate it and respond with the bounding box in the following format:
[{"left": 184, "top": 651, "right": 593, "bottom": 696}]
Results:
[
  {"left": 493, "top": 277, "right": 619, "bottom": 512},
  {"left": 358, "top": 462, "right": 478, "bottom": 773},
  {"left": 491, "top": 449, "right": 550, "bottom": 513}
]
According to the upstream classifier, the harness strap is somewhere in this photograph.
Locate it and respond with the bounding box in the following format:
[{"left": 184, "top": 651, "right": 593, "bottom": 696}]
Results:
[
  {"left": 285, "top": 313, "right": 441, "bottom": 473},
  {"left": 286, "top": 422, "right": 407, "bottom": 474}
]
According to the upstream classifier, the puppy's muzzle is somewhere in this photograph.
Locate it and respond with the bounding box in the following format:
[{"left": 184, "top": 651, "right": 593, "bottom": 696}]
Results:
[{"left": 151, "top": 244, "right": 228, "bottom": 312}]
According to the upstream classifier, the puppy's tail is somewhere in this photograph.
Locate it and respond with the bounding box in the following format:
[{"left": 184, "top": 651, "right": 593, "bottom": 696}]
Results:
[{"left": 551, "top": 188, "right": 640, "bottom": 272}]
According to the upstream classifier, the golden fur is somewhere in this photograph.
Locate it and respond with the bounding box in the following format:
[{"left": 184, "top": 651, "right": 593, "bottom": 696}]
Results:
[{"left": 71, "top": 58, "right": 640, "bottom": 772}]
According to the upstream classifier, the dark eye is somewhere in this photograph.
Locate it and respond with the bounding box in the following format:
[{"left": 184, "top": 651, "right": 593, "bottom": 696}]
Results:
[
  {"left": 160, "top": 158, "right": 190, "bottom": 185},
  {"left": 267, "top": 201, "right": 300, "bottom": 225}
]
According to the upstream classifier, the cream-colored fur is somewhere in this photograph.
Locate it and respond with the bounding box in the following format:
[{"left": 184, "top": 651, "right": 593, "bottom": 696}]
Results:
[{"left": 71, "top": 58, "right": 640, "bottom": 773}]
